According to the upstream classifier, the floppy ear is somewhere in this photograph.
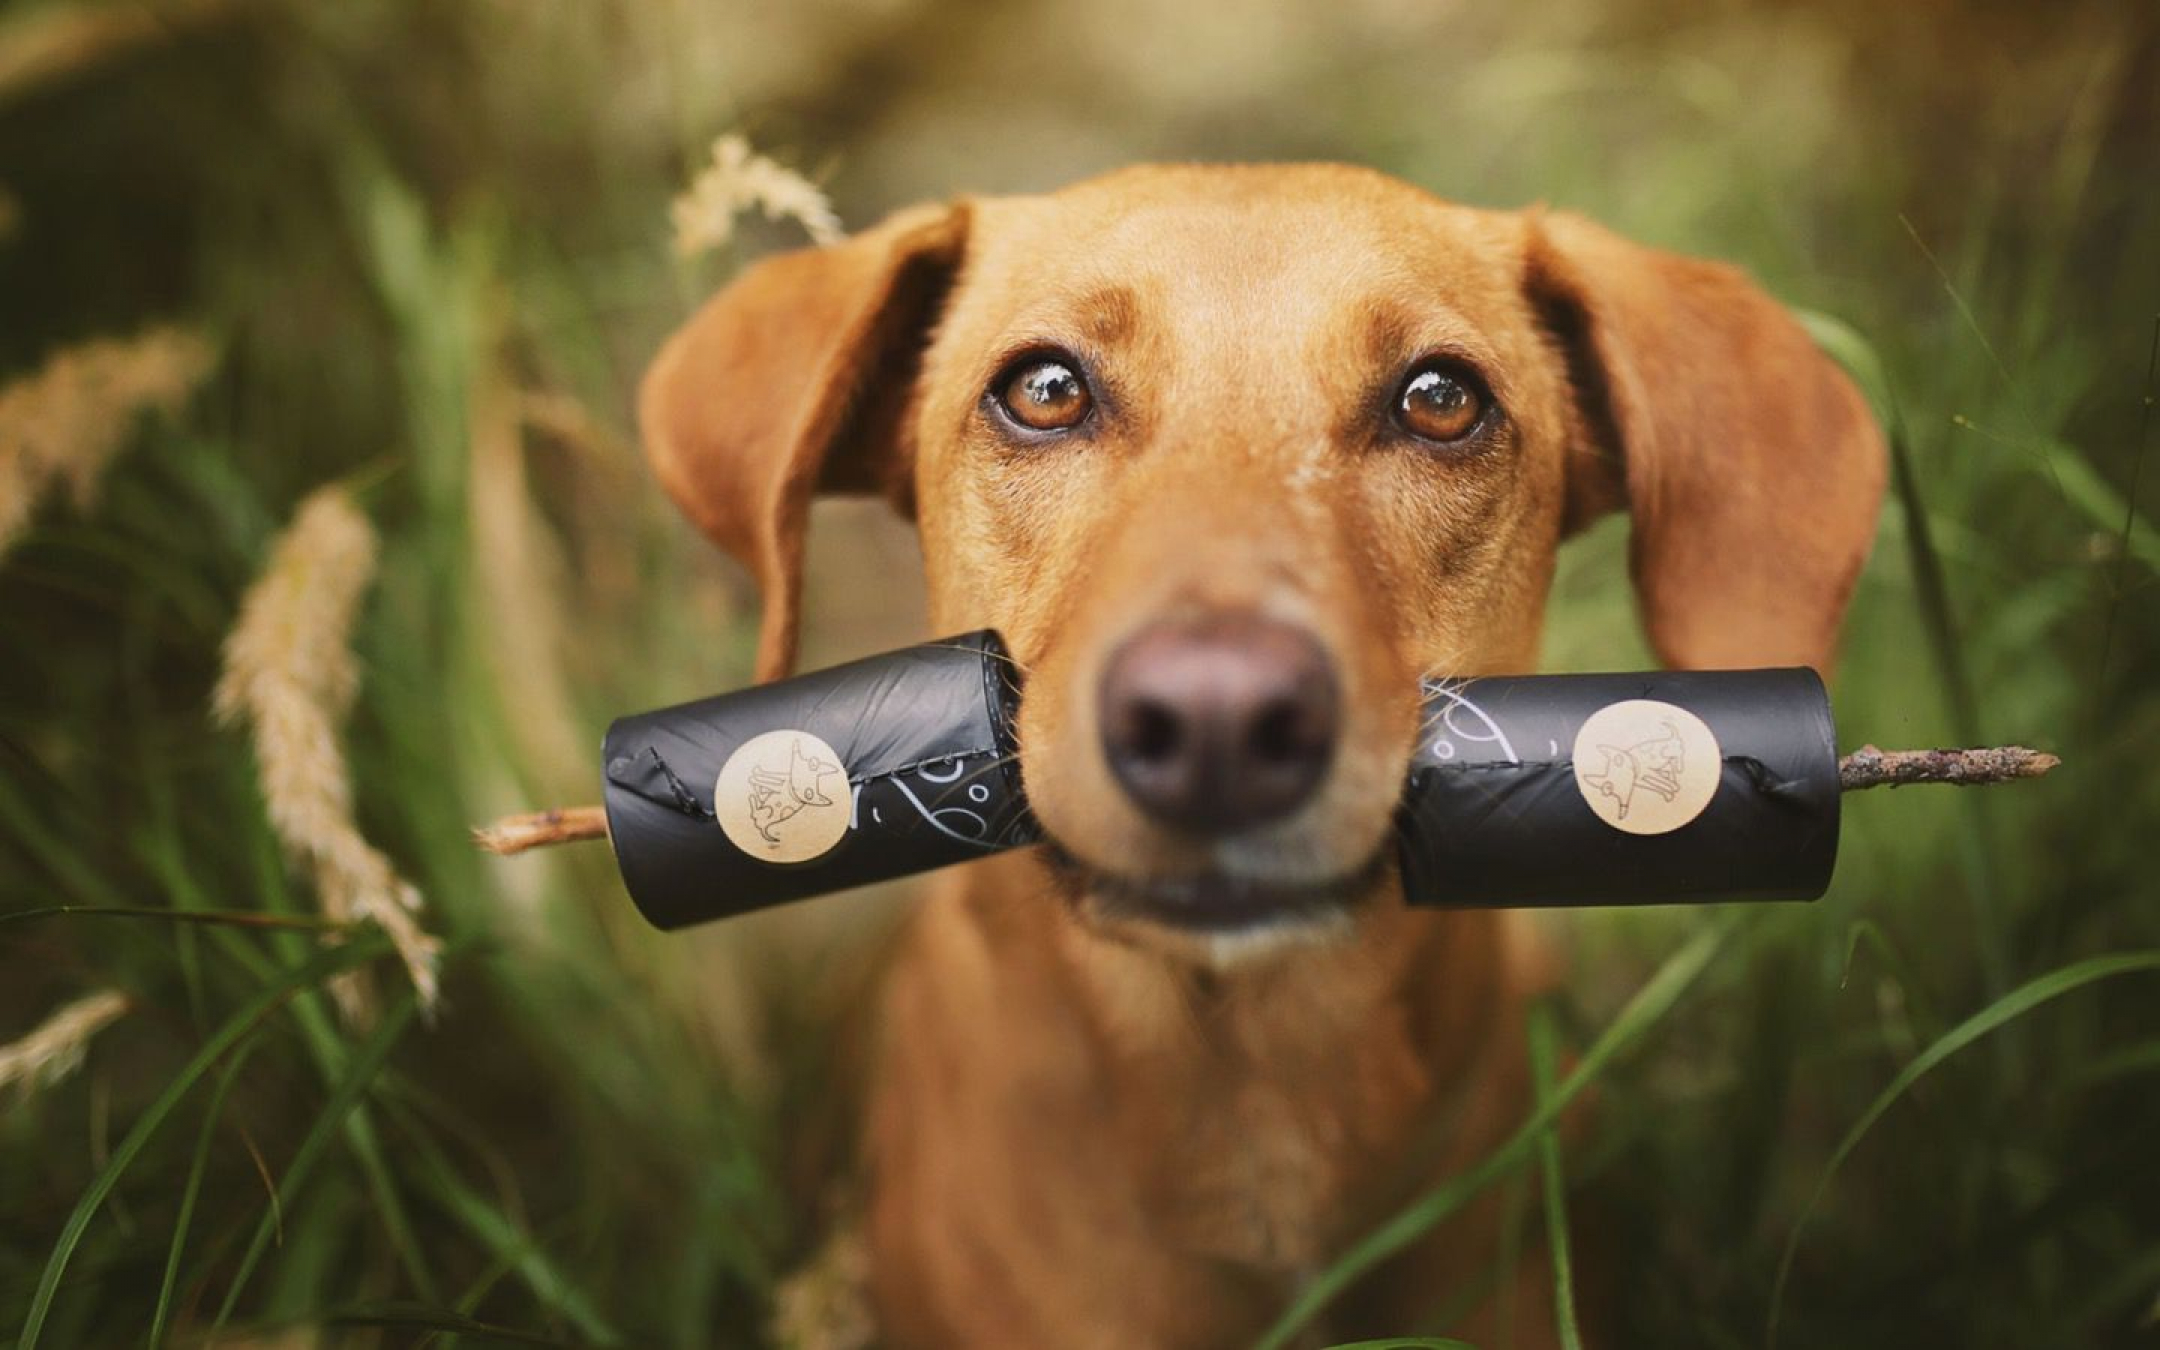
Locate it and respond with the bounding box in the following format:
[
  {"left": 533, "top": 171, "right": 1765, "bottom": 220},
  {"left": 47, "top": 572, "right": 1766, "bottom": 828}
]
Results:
[
  {"left": 638, "top": 202, "right": 970, "bottom": 681},
  {"left": 1526, "top": 212, "right": 1886, "bottom": 672}
]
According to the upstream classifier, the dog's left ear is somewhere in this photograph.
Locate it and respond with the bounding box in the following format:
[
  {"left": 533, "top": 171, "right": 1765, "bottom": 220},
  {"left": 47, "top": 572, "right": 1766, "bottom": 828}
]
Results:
[
  {"left": 639, "top": 202, "right": 970, "bottom": 681},
  {"left": 1526, "top": 212, "right": 1886, "bottom": 672}
]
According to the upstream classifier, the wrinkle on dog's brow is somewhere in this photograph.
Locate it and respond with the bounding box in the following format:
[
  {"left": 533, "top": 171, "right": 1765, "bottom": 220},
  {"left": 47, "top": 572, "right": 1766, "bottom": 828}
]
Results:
[
  {"left": 1361, "top": 303, "right": 1415, "bottom": 368},
  {"left": 1074, "top": 284, "right": 1141, "bottom": 346},
  {"left": 1350, "top": 297, "right": 1502, "bottom": 372}
]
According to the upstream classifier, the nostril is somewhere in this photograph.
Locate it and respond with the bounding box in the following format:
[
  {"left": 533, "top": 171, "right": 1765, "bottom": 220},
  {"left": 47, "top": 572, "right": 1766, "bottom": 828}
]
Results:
[
  {"left": 1127, "top": 700, "right": 1183, "bottom": 764},
  {"left": 1247, "top": 701, "right": 1307, "bottom": 765}
]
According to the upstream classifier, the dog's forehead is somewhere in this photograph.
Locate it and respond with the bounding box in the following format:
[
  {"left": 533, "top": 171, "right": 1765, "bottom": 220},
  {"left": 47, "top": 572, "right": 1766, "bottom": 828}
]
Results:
[{"left": 954, "top": 166, "right": 1527, "bottom": 347}]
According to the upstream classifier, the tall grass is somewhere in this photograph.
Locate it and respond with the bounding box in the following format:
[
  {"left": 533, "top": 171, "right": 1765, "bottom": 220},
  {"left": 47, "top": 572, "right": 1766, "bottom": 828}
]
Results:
[{"left": 1, "top": 0, "right": 2154, "bottom": 1345}]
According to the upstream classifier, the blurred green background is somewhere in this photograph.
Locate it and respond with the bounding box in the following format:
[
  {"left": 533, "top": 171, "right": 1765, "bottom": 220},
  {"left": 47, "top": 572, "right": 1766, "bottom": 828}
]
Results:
[{"left": 1, "top": 0, "right": 2156, "bottom": 1345}]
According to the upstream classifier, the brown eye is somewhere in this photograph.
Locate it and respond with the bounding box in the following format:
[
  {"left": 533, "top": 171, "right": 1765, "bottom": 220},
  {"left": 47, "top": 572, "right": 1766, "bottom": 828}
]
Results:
[
  {"left": 1396, "top": 363, "right": 1489, "bottom": 443},
  {"left": 997, "top": 357, "right": 1093, "bottom": 432}
]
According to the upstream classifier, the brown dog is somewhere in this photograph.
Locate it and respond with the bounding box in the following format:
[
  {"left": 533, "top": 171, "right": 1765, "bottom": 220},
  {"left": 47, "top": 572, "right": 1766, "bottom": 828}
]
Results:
[{"left": 640, "top": 164, "right": 1884, "bottom": 1347}]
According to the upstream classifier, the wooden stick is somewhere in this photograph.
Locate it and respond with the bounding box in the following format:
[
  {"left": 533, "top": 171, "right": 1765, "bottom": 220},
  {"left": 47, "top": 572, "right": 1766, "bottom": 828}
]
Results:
[
  {"left": 473, "top": 805, "right": 608, "bottom": 855},
  {"left": 1837, "top": 744, "right": 2060, "bottom": 791},
  {"left": 473, "top": 746, "right": 2060, "bottom": 857}
]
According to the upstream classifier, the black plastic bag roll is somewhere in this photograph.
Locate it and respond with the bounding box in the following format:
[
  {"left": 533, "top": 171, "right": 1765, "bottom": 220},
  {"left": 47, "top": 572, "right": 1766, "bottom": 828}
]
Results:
[
  {"left": 602, "top": 631, "right": 1032, "bottom": 930},
  {"left": 1400, "top": 668, "right": 1840, "bottom": 907}
]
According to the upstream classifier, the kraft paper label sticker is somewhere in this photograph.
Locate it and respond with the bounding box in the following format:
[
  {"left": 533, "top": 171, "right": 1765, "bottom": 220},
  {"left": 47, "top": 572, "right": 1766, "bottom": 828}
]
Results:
[
  {"left": 1571, "top": 699, "right": 1722, "bottom": 835},
  {"left": 715, "top": 730, "right": 852, "bottom": 863}
]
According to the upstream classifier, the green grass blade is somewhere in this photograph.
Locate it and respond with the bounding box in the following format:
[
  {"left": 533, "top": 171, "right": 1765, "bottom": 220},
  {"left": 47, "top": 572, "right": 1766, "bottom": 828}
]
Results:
[
  {"left": 382, "top": 1101, "right": 624, "bottom": 1347},
  {"left": 433, "top": 1244, "right": 523, "bottom": 1350},
  {"left": 1797, "top": 312, "right": 2006, "bottom": 1002},
  {"left": 1809, "top": 308, "right": 2016, "bottom": 1025},
  {"left": 420, "top": 1166, "right": 623, "bottom": 1346},
  {"left": 213, "top": 988, "right": 422, "bottom": 1329},
  {"left": 1796, "top": 308, "right": 1985, "bottom": 738},
  {"left": 16, "top": 935, "right": 388, "bottom": 1350},
  {"left": 1794, "top": 310, "right": 1894, "bottom": 417},
  {"left": 278, "top": 980, "right": 442, "bottom": 1304},
  {"left": 1322, "top": 1340, "right": 1478, "bottom": 1349},
  {"left": 1528, "top": 1004, "right": 1584, "bottom": 1350},
  {"left": 181, "top": 923, "right": 445, "bottom": 1306},
  {"left": 148, "top": 1043, "right": 257, "bottom": 1348},
  {"left": 1884, "top": 368, "right": 1983, "bottom": 744},
  {"left": 1254, "top": 922, "right": 1730, "bottom": 1350},
  {"left": 1488, "top": 1157, "right": 1534, "bottom": 1350},
  {"left": 1766, "top": 949, "right": 2160, "bottom": 1348}
]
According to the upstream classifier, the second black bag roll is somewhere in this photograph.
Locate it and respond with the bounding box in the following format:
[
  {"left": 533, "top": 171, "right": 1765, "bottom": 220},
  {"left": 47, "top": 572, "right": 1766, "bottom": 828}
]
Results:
[
  {"left": 1398, "top": 668, "right": 1840, "bottom": 908},
  {"left": 601, "top": 631, "right": 1032, "bottom": 930}
]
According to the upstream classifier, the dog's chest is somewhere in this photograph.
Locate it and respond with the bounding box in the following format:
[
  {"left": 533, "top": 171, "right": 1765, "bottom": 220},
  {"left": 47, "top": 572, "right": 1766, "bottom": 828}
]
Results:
[
  {"left": 1159, "top": 1084, "right": 1347, "bottom": 1269},
  {"left": 1146, "top": 1011, "right": 1432, "bottom": 1273}
]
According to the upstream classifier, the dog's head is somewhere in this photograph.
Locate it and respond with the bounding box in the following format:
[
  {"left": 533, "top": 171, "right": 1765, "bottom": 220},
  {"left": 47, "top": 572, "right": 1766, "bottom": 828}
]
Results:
[{"left": 641, "top": 164, "right": 1884, "bottom": 955}]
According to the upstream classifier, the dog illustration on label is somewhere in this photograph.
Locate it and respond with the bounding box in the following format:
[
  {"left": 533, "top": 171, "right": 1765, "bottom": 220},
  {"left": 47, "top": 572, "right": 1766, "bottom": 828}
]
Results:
[
  {"left": 745, "top": 737, "right": 841, "bottom": 847},
  {"left": 1581, "top": 721, "right": 1686, "bottom": 822}
]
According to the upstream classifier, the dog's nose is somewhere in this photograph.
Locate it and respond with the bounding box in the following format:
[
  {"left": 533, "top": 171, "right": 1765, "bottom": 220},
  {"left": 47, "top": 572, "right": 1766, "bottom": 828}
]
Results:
[{"left": 1098, "top": 614, "right": 1340, "bottom": 836}]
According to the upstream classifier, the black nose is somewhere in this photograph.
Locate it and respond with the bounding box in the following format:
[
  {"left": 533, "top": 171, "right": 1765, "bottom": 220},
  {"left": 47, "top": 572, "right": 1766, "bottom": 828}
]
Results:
[{"left": 1098, "top": 614, "right": 1340, "bottom": 836}]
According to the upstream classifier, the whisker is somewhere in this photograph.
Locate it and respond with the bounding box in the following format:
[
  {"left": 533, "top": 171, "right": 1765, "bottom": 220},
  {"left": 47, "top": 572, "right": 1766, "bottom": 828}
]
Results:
[{"left": 918, "top": 639, "right": 1034, "bottom": 678}]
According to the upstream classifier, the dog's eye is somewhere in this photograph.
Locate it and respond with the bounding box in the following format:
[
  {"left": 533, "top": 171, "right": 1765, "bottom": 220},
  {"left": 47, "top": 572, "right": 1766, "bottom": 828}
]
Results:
[
  {"left": 1395, "top": 362, "right": 1489, "bottom": 444},
  {"left": 996, "top": 357, "right": 1093, "bottom": 433}
]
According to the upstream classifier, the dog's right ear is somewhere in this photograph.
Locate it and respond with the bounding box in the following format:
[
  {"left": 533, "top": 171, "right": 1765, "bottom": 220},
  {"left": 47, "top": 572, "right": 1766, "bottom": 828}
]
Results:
[{"left": 639, "top": 202, "right": 970, "bottom": 681}]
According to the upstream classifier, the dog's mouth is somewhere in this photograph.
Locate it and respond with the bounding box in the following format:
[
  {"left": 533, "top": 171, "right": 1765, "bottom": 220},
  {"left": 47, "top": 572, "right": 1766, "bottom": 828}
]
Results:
[{"left": 1039, "top": 839, "right": 1393, "bottom": 937}]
